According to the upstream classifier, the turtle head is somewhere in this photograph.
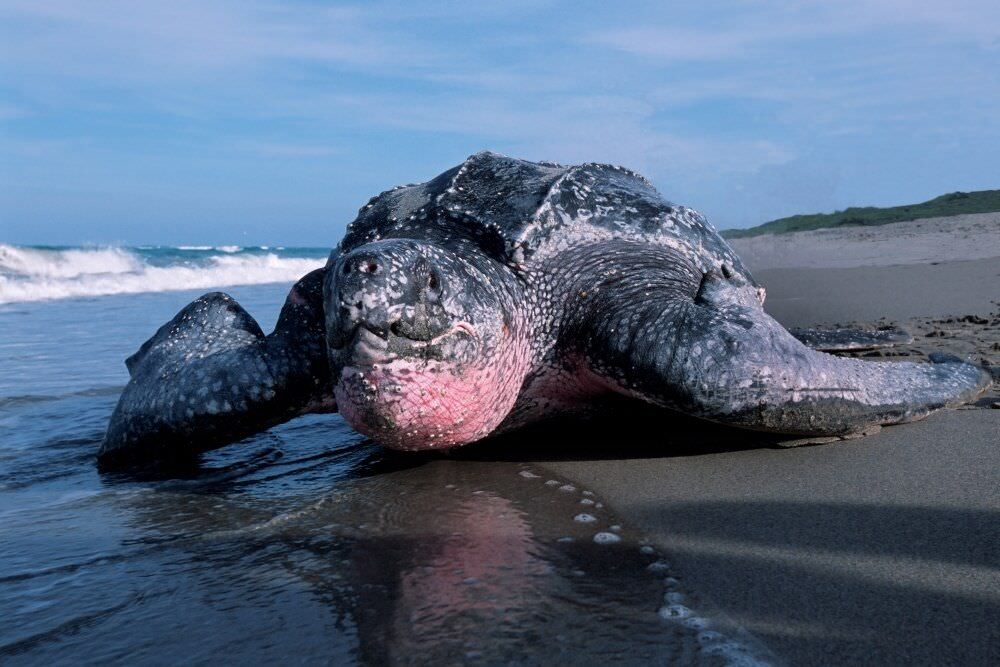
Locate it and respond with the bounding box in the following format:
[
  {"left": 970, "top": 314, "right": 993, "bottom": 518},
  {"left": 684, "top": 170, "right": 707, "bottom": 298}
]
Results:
[{"left": 324, "top": 239, "right": 530, "bottom": 450}]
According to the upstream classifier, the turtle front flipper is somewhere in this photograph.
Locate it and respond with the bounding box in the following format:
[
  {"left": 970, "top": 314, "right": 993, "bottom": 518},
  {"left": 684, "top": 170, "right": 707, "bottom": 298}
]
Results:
[
  {"left": 789, "top": 326, "right": 913, "bottom": 352},
  {"left": 99, "top": 269, "right": 335, "bottom": 468},
  {"left": 569, "top": 264, "right": 990, "bottom": 438}
]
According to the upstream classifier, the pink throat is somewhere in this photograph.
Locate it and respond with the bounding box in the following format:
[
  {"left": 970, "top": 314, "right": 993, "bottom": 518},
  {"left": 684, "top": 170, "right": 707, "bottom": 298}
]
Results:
[{"left": 335, "top": 355, "right": 526, "bottom": 451}]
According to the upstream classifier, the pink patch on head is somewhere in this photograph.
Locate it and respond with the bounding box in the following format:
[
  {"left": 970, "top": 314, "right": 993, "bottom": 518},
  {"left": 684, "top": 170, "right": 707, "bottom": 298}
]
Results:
[
  {"left": 334, "top": 316, "right": 532, "bottom": 451},
  {"left": 335, "top": 358, "right": 523, "bottom": 451},
  {"left": 334, "top": 309, "right": 532, "bottom": 450}
]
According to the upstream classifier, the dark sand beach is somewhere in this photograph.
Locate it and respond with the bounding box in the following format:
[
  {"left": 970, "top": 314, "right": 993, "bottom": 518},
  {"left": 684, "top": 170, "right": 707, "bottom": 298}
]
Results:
[
  {"left": 539, "top": 217, "right": 1000, "bottom": 666},
  {"left": 2, "top": 221, "right": 994, "bottom": 664}
]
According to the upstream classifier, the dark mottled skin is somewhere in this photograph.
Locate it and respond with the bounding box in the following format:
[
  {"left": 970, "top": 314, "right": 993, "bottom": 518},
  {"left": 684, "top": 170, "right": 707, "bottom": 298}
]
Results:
[
  {"left": 100, "top": 152, "right": 991, "bottom": 465},
  {"left": 100, "top": 269, "right": 334, "bottom": 464}
]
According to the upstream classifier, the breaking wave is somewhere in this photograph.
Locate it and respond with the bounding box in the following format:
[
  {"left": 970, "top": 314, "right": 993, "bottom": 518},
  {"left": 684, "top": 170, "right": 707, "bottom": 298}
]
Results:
[{"left": 0, "top": 244, "right": 327, "bottom": 304}]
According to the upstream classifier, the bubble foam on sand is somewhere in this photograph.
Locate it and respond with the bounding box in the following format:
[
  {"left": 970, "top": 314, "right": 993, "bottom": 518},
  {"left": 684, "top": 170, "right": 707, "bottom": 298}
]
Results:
[
  {"left": 658, "top": 603, "right": 693, "bottom": 619},
  {"left": 517, "top": 464, "right": 779, "bottom": 666},
  {"left": 647, "top": 560, "right": 670, "bottom": 573}
]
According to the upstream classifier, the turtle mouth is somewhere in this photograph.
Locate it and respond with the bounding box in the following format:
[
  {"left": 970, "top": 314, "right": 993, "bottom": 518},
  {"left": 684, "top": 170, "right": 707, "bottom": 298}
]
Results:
[{"left": 335, "top": 320, "right": 478, "bottom": 366}]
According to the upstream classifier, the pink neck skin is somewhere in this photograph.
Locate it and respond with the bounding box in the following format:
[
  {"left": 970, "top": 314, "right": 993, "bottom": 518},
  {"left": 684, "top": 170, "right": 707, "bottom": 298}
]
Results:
[{"left": 335, "top": 336, "right": 531, "bottom": 451}]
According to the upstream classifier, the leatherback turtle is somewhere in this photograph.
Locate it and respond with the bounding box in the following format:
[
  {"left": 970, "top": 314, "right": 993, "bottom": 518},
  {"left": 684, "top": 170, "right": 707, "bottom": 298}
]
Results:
[{"left": 99, "top": 152, "right": 990, "bottom": 464}]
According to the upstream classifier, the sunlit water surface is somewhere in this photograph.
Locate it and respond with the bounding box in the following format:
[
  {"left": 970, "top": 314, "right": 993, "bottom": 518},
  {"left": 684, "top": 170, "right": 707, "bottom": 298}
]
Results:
[{"left": 0, "top": 284, "right": 763, "bottom": 665}]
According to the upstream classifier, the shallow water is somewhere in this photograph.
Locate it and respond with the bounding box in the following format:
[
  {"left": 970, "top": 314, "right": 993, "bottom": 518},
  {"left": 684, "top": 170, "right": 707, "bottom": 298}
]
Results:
[{"left": 0, "top": 282, "right": 768, "bottom": 665}]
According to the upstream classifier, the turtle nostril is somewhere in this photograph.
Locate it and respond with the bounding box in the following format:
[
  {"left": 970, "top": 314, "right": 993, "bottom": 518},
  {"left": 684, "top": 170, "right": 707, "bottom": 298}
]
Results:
[{"left": 360, "top": 261, "right": 379, "bottom": 274}]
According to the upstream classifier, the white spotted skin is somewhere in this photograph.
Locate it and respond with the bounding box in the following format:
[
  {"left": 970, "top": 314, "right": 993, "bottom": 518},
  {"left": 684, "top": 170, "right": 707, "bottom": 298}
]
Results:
[
  {"left": 101, "top": 152, "right": 992, "bottom": 464},
  {"left": 332, "top": 314, "right": 532, "bottom": 450},
  {"left": 335, "top": 151, "right": 990, "bottom": 446},
  {"left": 326, "top": 238, "right": 534, "bottom": 450},
  {"left": 100, "top": 270, "right": 333, "bottom": 464}
]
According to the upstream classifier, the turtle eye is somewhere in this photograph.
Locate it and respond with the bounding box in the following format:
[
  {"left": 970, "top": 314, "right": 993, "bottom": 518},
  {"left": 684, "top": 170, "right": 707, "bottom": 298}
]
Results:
[{"left": 427, "top": 272, "right": 440, "bottom": 290}]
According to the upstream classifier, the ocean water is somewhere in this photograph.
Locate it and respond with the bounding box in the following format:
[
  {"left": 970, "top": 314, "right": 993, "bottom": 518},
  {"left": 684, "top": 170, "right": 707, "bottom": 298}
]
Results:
[
  {"left": 0, "top": 243, "right": 329, "bottom": 304},
  {"left": 0, "top": 245, "right": 766, "bottom": 665}
]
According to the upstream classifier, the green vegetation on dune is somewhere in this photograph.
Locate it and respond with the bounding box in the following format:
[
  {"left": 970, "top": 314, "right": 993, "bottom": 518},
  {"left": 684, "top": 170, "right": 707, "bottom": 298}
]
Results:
[{"left": 721, "top": 189, "right": 1000, "bottom": 239}]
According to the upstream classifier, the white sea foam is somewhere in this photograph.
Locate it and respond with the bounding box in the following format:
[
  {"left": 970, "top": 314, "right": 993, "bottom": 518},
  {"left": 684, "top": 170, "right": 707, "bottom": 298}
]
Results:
[
  {"left": 657, "top": 603, "right": 692, "bottom": 620},
  {"left": 0, "top": 244, "right": 324, "bottom": 304},
  {"left": 0, "top": 244, "right": 142, "bottom": 279}
]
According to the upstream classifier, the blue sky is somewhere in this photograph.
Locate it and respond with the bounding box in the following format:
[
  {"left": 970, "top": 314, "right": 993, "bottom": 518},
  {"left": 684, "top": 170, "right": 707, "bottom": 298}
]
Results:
[{"left": 2, "top": 0, "right": 998, "bottom": 246}]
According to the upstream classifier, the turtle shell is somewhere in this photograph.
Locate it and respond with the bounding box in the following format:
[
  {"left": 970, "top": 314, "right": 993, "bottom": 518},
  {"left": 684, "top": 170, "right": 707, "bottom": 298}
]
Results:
[{"left": 337, "top": 151, "right": 752, "bottom": 281}]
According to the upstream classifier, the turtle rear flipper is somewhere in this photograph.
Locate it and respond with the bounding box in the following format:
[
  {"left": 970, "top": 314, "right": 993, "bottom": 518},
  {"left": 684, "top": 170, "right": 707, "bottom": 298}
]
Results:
[
  {"left": 99, "top": 269, "right": 335, "bottom": 467},
  {"left": 789, "top": 326, "right": 913, "bottom": 352},
  {"left": 570, "top": 261, "right": 990, "bottom": 438}
]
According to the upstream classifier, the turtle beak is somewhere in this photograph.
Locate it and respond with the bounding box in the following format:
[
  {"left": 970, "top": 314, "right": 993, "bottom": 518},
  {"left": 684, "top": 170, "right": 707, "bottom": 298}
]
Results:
[{"left": 325, "top": 242, "right": 456, "bottom": 355}]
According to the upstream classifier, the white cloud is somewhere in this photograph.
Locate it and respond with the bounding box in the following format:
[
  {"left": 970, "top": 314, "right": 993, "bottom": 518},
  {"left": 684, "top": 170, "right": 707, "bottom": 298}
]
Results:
[
  {"left": 0, "top": 102, "right": 29, "bottom": 120},
  {"left": 0, "top": 0, "right": 440, "bottom": 82},
  {"left": 2, "top": 0, "right": 997, "bottom": 236},
  {"left": 588, "top": 1, "right": 1000, "bottom": 61},
  {"left": 587, "top": 27, "right": 754, "bottom": 61},
  {"left": 234, "top": 141, "right": 341, "bottom": 158}
]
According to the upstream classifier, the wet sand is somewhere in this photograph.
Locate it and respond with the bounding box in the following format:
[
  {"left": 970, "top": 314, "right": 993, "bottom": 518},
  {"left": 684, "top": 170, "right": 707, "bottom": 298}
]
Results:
[
  {"left": 4, "top": 279, "right": 782, "bottom": 666},
  {"left": 539, "top": 220, "right": 1000, "bottom": 666},
  {"left": 756, "top": 258, "right": 1000, "bottom": 327}
]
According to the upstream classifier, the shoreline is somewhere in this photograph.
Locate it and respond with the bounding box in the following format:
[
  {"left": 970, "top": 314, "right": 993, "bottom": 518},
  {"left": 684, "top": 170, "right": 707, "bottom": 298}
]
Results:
[{"left": 536, "top": 221, "right": 1000, "bottom": 666}]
